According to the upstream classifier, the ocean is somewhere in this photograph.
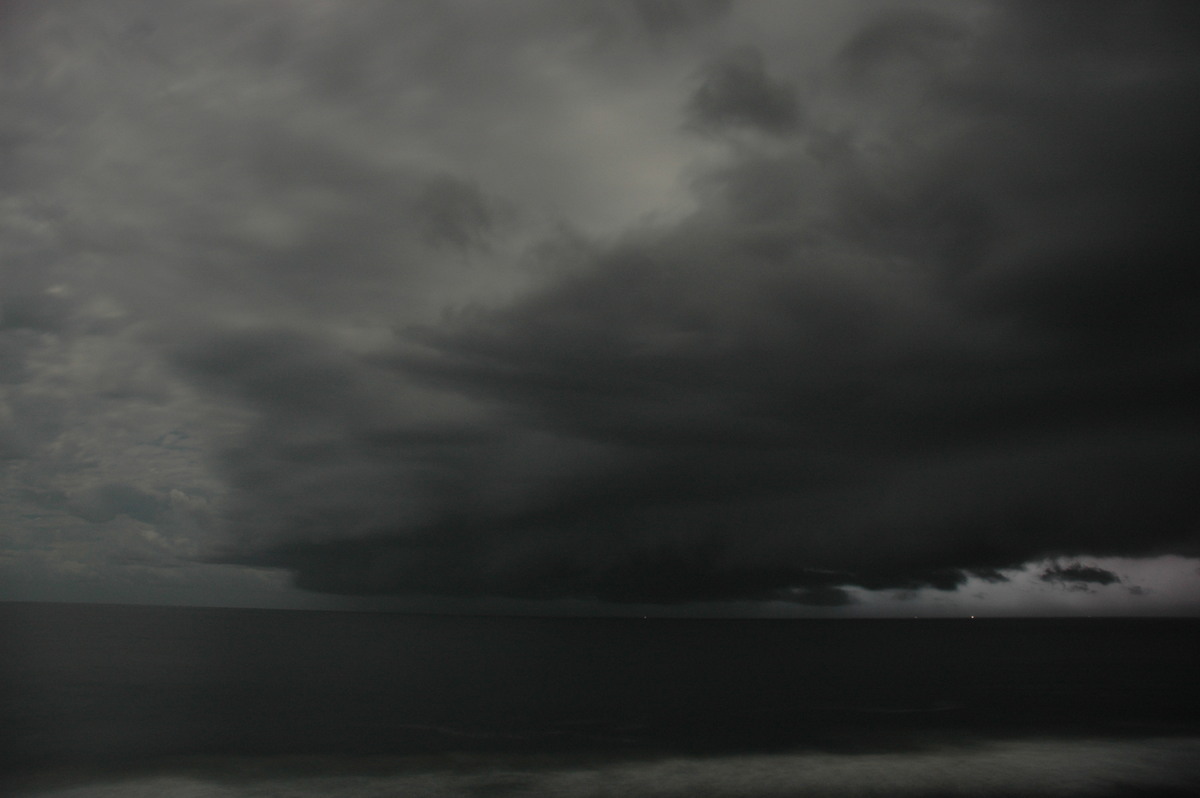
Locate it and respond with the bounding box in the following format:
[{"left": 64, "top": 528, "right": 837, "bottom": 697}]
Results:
[{"left": 2, "top": 603, "right": 1198, "bottom": 797}]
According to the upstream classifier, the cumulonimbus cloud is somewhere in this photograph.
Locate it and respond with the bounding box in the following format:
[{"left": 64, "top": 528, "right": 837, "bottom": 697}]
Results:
[
  {"left": 173, "top": 2, "right": 1200, "bottom": 605},
  {"left": 4, "top": 1, "right": 1198, "bottom": 608}
]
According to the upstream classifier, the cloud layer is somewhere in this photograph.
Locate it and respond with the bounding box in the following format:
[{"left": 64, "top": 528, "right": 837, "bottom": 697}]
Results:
[{"left": 2, "top": 1, "right": 1198, "bottom": 608}]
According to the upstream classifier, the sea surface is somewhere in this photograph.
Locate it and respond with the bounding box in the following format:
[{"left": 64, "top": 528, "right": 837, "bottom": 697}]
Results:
[{"left": 2, "top": 603, "right": 1199, "bottom": 797}]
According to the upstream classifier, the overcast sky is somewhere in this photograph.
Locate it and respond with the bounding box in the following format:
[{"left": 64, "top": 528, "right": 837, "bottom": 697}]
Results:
[{"left": 2, "top": 0, "right": 1198, "bottom": 615}]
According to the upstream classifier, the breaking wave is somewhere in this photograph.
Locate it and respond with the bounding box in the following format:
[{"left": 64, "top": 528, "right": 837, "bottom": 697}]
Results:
[{"left": 13, "top": 736, "right": 1200, "bottom": 798}]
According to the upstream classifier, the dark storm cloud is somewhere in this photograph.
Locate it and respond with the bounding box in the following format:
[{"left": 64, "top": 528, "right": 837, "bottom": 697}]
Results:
[
  {"left": 629, "top": 0, "right": 732, "bottom": 39},
  {"left": 76, "top": 1, "right": 1200, "bottom": 606},
  {"left": 182, "top": 0, "right": 1200, "bottom": 604},
  {"left": 66, "top": 483, "right": 165, "bottom": 525},
  {"left": 0, "top": 334, "right": 33, "bottom": 386},
  {"left": 169, "top": 327, "right": 505, "bottom": 564},
  {"left": 0, "top": 387, "right": 67, "bottom": 461},
  {"left": 172, "top": 329, "right": 368, "bottom": 422},
  {"left": 686, "top": 47, "right": 801, "bottom": 136},
  {"left": 786, "top": 586, "right": 855, "bottom": 607},
  {"left": 1, "top": 293, "right": 72, "bottom": 334},
  {"left": 414, "top": 176, "right": 500, "bottom": 251},
  {"left": 834, "top": 7, "right": 971, "bottom": 87},
  {"left": 1039, "top": 563, "right": 1120, "bottom": 587}
]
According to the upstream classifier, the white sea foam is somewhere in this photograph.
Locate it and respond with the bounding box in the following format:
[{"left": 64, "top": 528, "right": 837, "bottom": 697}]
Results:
[{"left": 16, "top": 737, "right": 1200, "bottom": 798}]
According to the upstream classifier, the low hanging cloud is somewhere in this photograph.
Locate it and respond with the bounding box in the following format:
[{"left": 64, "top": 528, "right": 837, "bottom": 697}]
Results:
[
  {"left": 66, "top": 483, "right": 166, "bottom": 525},
  {"left": 4, "top": 1, "right": 1199, "bottom": 607},
  {"left": 174, "top": 1, "right": 1200, "bottom": 606},
  {"left": 1040, "top": 563, "right": 1121, "bottom": 589},
  {"left": 686, "top": 47, "right": 802, "bottom": 136}
]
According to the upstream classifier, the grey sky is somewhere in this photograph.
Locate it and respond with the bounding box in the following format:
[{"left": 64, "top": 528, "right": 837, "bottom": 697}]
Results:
[{"left": 2, "top": 0, "right": 1198, "bottom": 614}]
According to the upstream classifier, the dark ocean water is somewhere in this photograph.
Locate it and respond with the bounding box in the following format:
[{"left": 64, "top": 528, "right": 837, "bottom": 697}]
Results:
[{"left": 2, "top": 602, "right": 1199, "bottom": 797}]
